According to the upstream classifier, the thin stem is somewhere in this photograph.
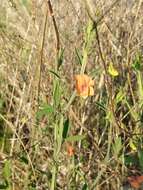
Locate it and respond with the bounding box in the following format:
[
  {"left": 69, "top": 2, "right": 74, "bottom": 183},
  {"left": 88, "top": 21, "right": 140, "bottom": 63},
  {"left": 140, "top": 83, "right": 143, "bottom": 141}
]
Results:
[
  {"left": 47, "top": 0, "right": 60, "bottom": 53},
  {"left": 50, "top": 165, "right": 57, "bottom": 190},
  {"left": 37, "top": 8, "right": 48, "bottom": 105}
]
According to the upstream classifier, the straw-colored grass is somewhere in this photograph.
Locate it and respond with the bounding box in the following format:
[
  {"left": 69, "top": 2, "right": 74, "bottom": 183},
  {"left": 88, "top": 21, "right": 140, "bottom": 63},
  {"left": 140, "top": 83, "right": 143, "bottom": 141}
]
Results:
[{"left": 0, "top": 0, "right": 143, "bottom": 189}]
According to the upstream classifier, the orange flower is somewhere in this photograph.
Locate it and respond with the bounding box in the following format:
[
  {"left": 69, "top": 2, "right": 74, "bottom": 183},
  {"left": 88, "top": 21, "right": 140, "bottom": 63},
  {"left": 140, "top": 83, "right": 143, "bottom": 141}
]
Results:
[
  {"left": 128, "top": 176, "right": 143, "bottom": 189},
  {"left": 67, "top": 144, "right": 75, "bottom": 157},
  {"left": 75, "top": 74, "right": 94, "bottom": 99}
]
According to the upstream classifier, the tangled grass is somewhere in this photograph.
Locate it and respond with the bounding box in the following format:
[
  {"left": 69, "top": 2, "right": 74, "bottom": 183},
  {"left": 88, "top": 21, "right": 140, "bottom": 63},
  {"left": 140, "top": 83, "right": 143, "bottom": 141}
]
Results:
[{"left": 0, "top": 0, "right": 143, "bottom": 189}]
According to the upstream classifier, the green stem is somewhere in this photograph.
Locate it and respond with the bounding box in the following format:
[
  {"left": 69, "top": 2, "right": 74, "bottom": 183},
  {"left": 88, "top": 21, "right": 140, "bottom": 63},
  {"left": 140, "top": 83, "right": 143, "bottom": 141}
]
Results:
[{"left": 51, "top": 165, "right": 57, "bottom": 190}]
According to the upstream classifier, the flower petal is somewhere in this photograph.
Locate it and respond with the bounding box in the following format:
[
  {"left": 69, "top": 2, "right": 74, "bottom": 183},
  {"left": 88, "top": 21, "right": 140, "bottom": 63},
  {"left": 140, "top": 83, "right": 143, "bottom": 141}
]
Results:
[
  {"left": 89, "top": 87, "right": 94, "bottom": 96},
  {"left": 108, "top": 63, "right": 119, "bottom": 77},
  {"left": 75, "top": 74, "right": 94, "bottom": 98}
]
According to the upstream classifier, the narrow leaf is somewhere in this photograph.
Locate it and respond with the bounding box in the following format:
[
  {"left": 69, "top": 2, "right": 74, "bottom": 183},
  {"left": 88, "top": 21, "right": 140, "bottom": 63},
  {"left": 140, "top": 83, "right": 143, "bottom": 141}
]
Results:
[
  {"left": 3, "top": 160, "right": 11, "bottom": 181},
  {"left": 108, "top": 63, "right": 119, "bottom": 77},
  {"left": 48, "top": 70, "right": 61, "bottom": 79},
  {"left": 57, "top": 48, "right": 65, "bottom": 70},
  {"left": 62, "top": 118, "right": 70, "bottom": 139},
  {"left": 53, "top": 81, "right": 61, "bottom": 108},
  {"left": 36, "top": 104, "right": 54, "bottom": 119},
  {"left": 75, "top": 48, "right": 82, "bottom": 65},
  {"left": 65, "top": 135, "right": 85, "bottom": 142},
  {"left": 138, "top": 150, "right": 143, "bottom": 171}
]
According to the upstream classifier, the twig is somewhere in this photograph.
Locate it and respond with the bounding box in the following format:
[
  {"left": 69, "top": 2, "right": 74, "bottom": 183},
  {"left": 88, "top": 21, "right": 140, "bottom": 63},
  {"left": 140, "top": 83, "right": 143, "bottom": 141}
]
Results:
[
  {"left": 96, "top": 0, "right": 120, "bottom": 25},
  {"left": 84, "top": 0, "right": 120, "bottom": 26},
  {"left": 47, "top": 0, "right": 60, "bottom": 53},
  {"left": 93, "top": 22, "right": 108, "bottom": 75}
]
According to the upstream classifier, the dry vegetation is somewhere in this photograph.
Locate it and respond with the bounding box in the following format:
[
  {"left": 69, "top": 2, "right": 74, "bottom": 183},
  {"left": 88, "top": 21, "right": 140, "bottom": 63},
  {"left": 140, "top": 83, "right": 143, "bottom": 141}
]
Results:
[{"left": 0, "top": 0, "right": 143, "bottom": 189}]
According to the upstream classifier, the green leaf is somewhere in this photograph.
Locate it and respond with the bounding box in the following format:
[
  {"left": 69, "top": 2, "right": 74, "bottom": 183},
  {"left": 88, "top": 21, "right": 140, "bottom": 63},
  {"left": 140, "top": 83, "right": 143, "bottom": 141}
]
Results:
[
  {"left": 2, "top": 160, "right": 11, "bottom": 189},
  {"left": 65, "top": 135, "right": 85, "bottom": 142},
  {"left": 108, "top": 63, "right": 119, "bottom": 77},
  {"left": 137, "top": 71, "right": 143, "bottom": 102},
  {"left": 115, "top": 89, "right": 125, "bottom": 104},
  {"left": 57, "top": 48, "right": 64, "bottom": 70},
  {"left": 86, "top": 20, "right": 94, "bottom": 42},
  {"left": 129, "top": 139, "right": 137, "bottom": 151},
  {"left": 62, "top": 118, "right": 70, "bottom": 139},
  {"left": 112, "top": 137, "right": 122, "bottom": 157},
  {"left": 53, "top": 81, "right": 61, "bottom": 108},
  {"left": 95, "top": 101, "right": 106, "bottom": 112},
  {"left": 132, "top": 54, "right": 142, "bottom": 71},
  {"left": 132, "top": 61, "right": 141, "bottom": 71},
  {"left": 57, "top": 115, "right": 64, "bottom": 155},
  {"left": 82, "top": 183, "right": 88, "bottom": 190},
  {"left": 106, "top": 111, "right": 114, "bottom": 122},
  {"left": 19, "top": 156, "right": 29, "bottom": 165},
  {"left": 0, "top": 99, "right": 4, "bottom": 111},
  {"left": 3, "top": 160, "right": 11, "bottom": 181},
  {"left": 36, "top": 104, "right": 54, "bottom": 119},
  {"left": 75, "top": 48, "right": 82, "bottom": 65},
  {"left": 138, "top": 150, "right": 143, "bottom": 171},
  {"left": 21, "top": 0, "right": 28, "bottom": 7},
  {"left": 48, "top": 70, "right": 61, "bottom": 79},
  {"left": 0, "top": 181, "right": 8, "bottom": 189},
  {"left": 29, "top": 188, "right": 37, "bottom": 190},
  {"left": 124, "top": 154, "right": 138, "bottom": 166}
]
